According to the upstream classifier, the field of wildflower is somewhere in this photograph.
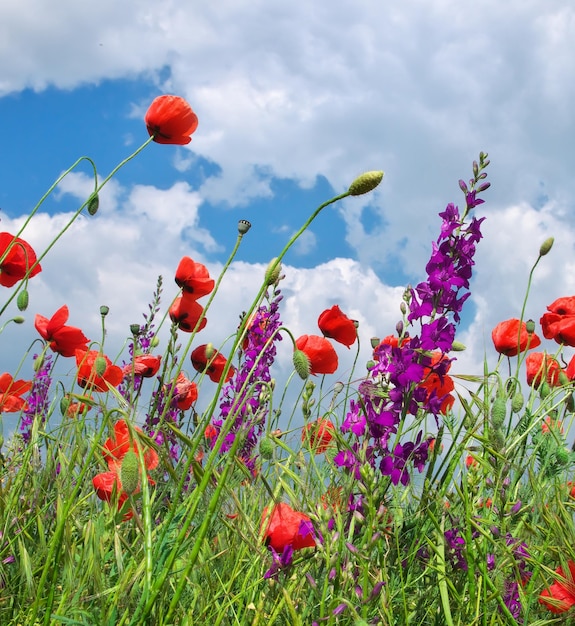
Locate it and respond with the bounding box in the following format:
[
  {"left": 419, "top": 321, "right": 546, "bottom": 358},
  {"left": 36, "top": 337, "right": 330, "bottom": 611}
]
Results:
[{"left": 2, "top": 94, "right": 575, "bottom": 625}]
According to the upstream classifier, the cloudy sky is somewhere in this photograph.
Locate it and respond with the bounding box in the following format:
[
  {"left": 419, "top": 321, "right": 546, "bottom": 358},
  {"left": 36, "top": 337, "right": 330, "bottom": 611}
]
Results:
[{"left": 1, "top": 0, "right": 574, "bottom": 425}]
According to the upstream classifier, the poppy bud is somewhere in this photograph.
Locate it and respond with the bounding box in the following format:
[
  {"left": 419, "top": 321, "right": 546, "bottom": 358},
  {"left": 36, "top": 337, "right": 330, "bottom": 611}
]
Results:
[
  {"left": 204, "top": 343, "right": 215, "bottom": 361},
  {"left": 559, "top": 371, "right": 570, "bottom": 387},
  {"left": 95, "top": 356, "right": 107, "bottom": 377},
  {"left": 259, "top": 437, "right": 274, "bottom": 460},
  {"left": 348, "top": 171, "right": 384, "bottom": 196},
  {"left": 293, "top": 349, "right": 311, "bottom": 379},
  {"left": 120, "top": 450, "right": 140, "bottom": 495},
  {"left": 489, "top": 428, "right": 505, "bottom": 452},
  {"left": 100, "top": 305, "right": 110, "bottom": 317},
  {"left": 150, "top": 336, "right": 160, "bottom": 348},
  {"left": 60, "top": 396, "right": 70, "bottom": 416},
  {"left": 556, "top": 447, "right": 570, "bottom": 466},
  {"left": 539, "top": 237, "right": 554, "bottom": 257},
  {"left": 539, "top": 382, "right": 551, "bottom": 399},
  {"left": 87, "top": 192, "right": 99, "bottom": 216},
  {"left": 525, "top": 319, "right": 536, "bottom": 334},
  {"left": 511, "top": 391, "right": 524, "bottom": 413},
  {"left": 265, "top": 258, "right": 282, "bottom": 286},
  {"left": 238, "top": 219, "right": 251, "bottom": 235},
  {"left": 13, "top": 316, "right": 25, "bottom": 324},
  {"left": 33, "top": 353, "right": 44, "bottom": 372},
  {"left": 16, "top": 289, "right": 28, "bottom": 311},
  {"left": 451, "top": 341, "right": 466, "bottom": 351},
  {"left": 491, "top": 396, "right": 506, "bottom": 430}
]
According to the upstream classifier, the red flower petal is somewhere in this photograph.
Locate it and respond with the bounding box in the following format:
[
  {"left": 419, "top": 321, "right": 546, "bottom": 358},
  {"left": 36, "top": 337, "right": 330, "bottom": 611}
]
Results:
[
  {"left": 295, "top": 335, "right": 338, "bottom": 375},
  {"left": 318, "top": 305, "right": 357, "bottom": 347},
  {"left": 0, "top": 232, "right": 42, "bottom": 287},
  {"left": 174, "top": 257, "right": 215, "bottom": 298},
  {"left": 145, "top": 95, "right": 198, "bottom": 145},
  {"left": 491, "top": 318, "right": 541, "bottom": 356}
]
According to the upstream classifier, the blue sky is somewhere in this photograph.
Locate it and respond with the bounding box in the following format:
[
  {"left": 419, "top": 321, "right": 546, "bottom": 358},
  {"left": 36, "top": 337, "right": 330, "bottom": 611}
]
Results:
[{"left": 1, "top": 0, "right": 575, "bottom": 410}]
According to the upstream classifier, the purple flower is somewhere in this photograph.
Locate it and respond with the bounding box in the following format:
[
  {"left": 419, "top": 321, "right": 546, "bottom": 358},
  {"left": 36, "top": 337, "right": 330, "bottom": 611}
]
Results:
[{"left": 20, "top": 354, "right": 53, "bottom": 445}]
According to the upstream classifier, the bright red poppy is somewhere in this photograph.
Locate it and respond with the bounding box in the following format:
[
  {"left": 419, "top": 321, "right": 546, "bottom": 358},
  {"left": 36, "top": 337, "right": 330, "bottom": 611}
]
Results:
[
  {"left": 171, "top": 372, "right": 198, "bottom": 410},
  {"left": 491, "top": 318, "right": 541, "bottom": 357},
  {"left": 0, "top": 373, "right": 32, "bottom": 413},
  {"left": 174, "top": 257, "right": 215, "bottom": 298},
  {"left": 75, "top": 349, "right": 124, "bottom": 392},
  {"left": 295, "top": 335, "right": 338, "bottom": 375},
  {"left": 567, "top": 354, "right": 575, "bottom": 381},
  {"left": 541, "top": 297, "right": 575, "bottom": 347},
  {"left": 169, "top": 295, "right": 208, "bottom": 333},
  {"left": 34, "top": 305, "right": 90, "bottom": 357},
  {"left": 66, "top": 399, "right": 92, "bottom": 418},
  {"left": 541, "top": 416, "right": 564, "bottom": 434},
  {"left": 318, "top": 305, "right": 357, "bottom": 348},
  {"left": 0, "top": 232, "right": 42, "bottom": 287},
  {"left": 191, "top": 344, "right": 235, "bottom": 383},
  {"left": 301, "top": 418, "right": 335, "bottom": 454},
  {"left": 261, "top": 503, "right": 316, "bottom": 552},
  {"left": 525, "top": 352, "right": 563, "bottom": 387},
  {"left": 539, "top": 561, "right": 575, "bottom": 613},
  {"left": 419, "top": 352, "right": 455, "bottom": 415},
  {"left": 92, "top": 420, "right": 159, "bottom": 516},
  {"left": 145, "top": 95, "right": 198, "bottom": 145},
  {"left": 123, "top": 354, "right": 162, "bottom": 378}
]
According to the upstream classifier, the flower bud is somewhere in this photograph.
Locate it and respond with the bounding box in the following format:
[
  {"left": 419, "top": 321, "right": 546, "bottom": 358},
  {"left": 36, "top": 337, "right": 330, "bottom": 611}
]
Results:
[
  {"left": 120, "top": 450, "right": 140, "bottom": 495},
  {"left": 13, "top": 316, "right": 25, "bottom": 324},
  {"left": 259, "top": 437, "right": 274, "bottom": 460},
  {"left": 490, "top": 396, "right": 506, "bottom": 430},
  {"left": 451, "top": 341, "right": 466, "bottom": 352},
  {"left": 348, "top": 171, "right": 384, "bottom": 196},
  {"left": 87, "top": 192, "right": 99, "bottom": 216},
  {"left": 16, "top": 290, "right": 29, "bottom": 311},
  {"left": 95, "top": 356, "right": 107, "bottom": 377},
  {"left": 511, "top": 391, "right": 524, "bottom": 413},
  {"left": 556, "top": 447, "right": 570, "bottom": 466},
  {"left": 264, "top": 258, "right": 282, "bottom": 286},
  {"left": 238, "top": 219, "right": 251, "bottom": 235},
  {"left": 293, "top": 349, "right": 311, "bottom": 379},
  {"left": 539, "top": 237, "right": 554, "bottom": 257},
  {"left": 150, "top": 336, "right": 160, "bottom": 348},
  {"left": 60, "top": 396, "right": 70, "bottom": 416},
  {"left": 33, "top": 353, "right": 44, "bottom": 372}
]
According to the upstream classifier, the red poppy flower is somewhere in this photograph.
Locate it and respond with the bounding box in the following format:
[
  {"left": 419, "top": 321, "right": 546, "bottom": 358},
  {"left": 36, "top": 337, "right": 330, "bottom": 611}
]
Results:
[
  {"left": 93, "top": 420, "right": 159, "bottom": 516},
  {"left": 539, "top": 561, "right": 575, "bottom": 613},
  {"left": 169, "top": 295, "right": 208, "bottom": 333},
  {"left": 295, "top": 335, "right": 338, "bottom": 375},
  {"left": 123, "top": 354, "right": 162, "bottom": 378},
  {"left": 0, "top": 373, "right": 32, "bottom": 412},
  {"left": 261, "top": 503, "right": 316, "bottom": 552},
  {"left": 419, "top": 352, "right": 455, "bottom": 415},
  {"left": 34, "top": 305, "right": 90, "bottom": 357},
  {"left": 66, "top": 399, "right": 92, "bottom": 418},
  {"left": 0, "top": 232, "right": 42, "bottom": 287},
  {"left": 145, "top": 95, "right": 198, "bottom": 145},
  {"left": 301, "top": 418, "right": 335, "bottom": 454},
  {"left": 525, "top": 352, "right": 563, "bottom": 387},
  {"left": 174, "top": 257, "right": 215, "bottom": 298},
  {"left": 191, "top": 344, "right": 235, "bottom": 383},
  {"left": 541, "top": 416, "right": 564, "bottom": 434},
  {"left": 171, "top": 372, "right": 198, "bottom": 410},
  {"left": 541, "top": 297, "right": 575, "bottom": 347},
  {"left": 204, "top": 424, "right": 218, "bottom": 441},
  {"left": 491, "top": 318, "right": 541, "bottom": 357},
  {"left": 75, "top": 349, "right": 124, "bottom": 392},
  {"left": 318, "top": 305, "right": 357, "bottom": 348}
]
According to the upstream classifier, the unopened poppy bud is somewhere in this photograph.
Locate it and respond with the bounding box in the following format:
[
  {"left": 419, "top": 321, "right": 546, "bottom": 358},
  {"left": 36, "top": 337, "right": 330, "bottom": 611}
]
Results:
[
  {"left": 265, "top": 258, "right": 282, "bottom": 286},
  {"left": 100, "top": 305, "right": 109, "bottom": 317},
  {"left": 293, "top": 349, "right": 311, "bottom": 379},
  {"left": 87, "top": 192, "right": 99, "bottom": 216},
  {"left": 130, "top": 324, "right": 141, "bottom": 336},
  {"left": 511, "top": 391, "right": 524, "bottom": 413},
  {"left": 95, "top": 356, "right": 107, "bottom": 377},
  {"left": 348, "top": 171, "right": 384, "bottom": 196},
  {"left": 559, "top": 371, "right": 570, "bottom": 387},
  {"left": 120, "top": 450, "right": 140, "bottom": 495},
  {"left": 204, "top": 343, "right": 215, "bottom": 361},
  {"left": 451, "top": 341, "right": 466, "bottom": 351},
  {"left": 525, "top": 319, "right": 536, "bottom": 334},
  {"left": 370, "top": 337, "right": 380, "bottom": 349},
  {"left": 13, "top": 316, "right": 25, "bottom": 324},
  {"left": 491, "top": 396, "right": 506, "bottom": 430},
  {"left": 16, "top": 290, "right": 29, "bottom": 311},
  {"left": 539, "top": 237, "right": 554, "bottom": 257},
  {"left": 238, "top": 219, "right": 251, "bottom": 235},
  {"left": 259, "top": 437, "right": 274, "bottom": 460},
  {"left": 539, "top": 382, "right": 551, "bottom": 399},
  {"left": 150, "top": 336, "right": 160, "bottom": 348},
  {"left": 60, "top": 396, "right": 70, "bottom": 416},
  {"left": 33, "top": 354, "right": 44, "bottom": 372}
]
